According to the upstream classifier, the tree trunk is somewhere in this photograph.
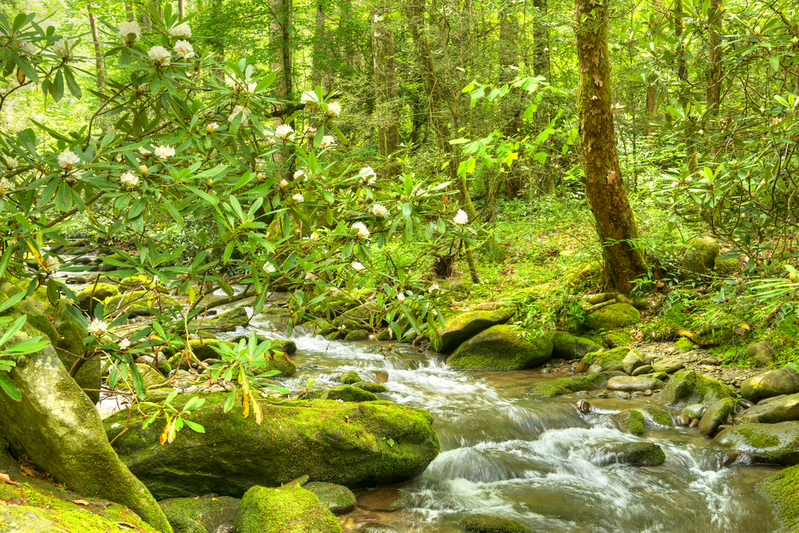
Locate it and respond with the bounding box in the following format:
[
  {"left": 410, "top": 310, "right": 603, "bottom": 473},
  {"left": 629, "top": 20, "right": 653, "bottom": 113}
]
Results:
[
  {"left": 706, "top": 0, "right": 721, "bottom": 117},
  {"left": 575, "top": 0, "right": 648, "bottom": 293},
  {"left": 372, "top": 1, "right": 400, "bottom": 177},
  {"left": 533, "top": 0, "right": 554, "bottom": 195},
  {"left": 271, "top": 0, "right": 293, "bottom": 101},
  {"left": 88, "top": 1, "right": 105, "bottom": 91},
  {"left": 178, "top": 0, "right": 184, "bottom": 18},
  {"left": 311, "top": 0, "right": 326, "bottom": 90},
  {"left": 124, "top": 0, "right": 134, "bottom": 21},
  {"left": 500, "top": 4, "right": 524, "bottom": 199}
]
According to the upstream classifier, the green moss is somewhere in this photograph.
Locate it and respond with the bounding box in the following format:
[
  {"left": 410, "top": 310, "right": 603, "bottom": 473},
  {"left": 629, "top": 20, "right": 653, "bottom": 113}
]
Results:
[
  {"left": 582, "top": 346, "right": 630, "bottom": 368},
  {"left": 159, "top": 495, "right": 238, "bottom": 533},
  {"left": 106, "top": 290, "right": 182, "bottom": 316},
  {"left": 529, "top": 372, "right": 615, "bottom": 397},
  {"left": 304, "top": 385, "right": 378, "bottom": 402},
  {"left": 234, "top": 486, "right": 341, "bottom": 533},
  {"left": 612, "top": 409, "right": 645, "bottom": 435},
  {"left": 267, "top": 351, "right": 295, "bottom": 377},
  {"left": 585, "top": 303, "right": 640, "bottom": 331},
  {"left": 302, "top": 482, "right": 356, "bottom": 515},
  {"left": 448, "top": 325, "right": 553, "bottom": 370},
  {"left": 604, "top": 330, "right": 633, "bottom": 348},
  {"left": 760, "top": 464, "right": 799, "bottom": 532},
  {"left": 674, "top": 337, "right": 694, "bottom": 352},
  {"left": 737, "top": 427, "right": 781, "bottom": 448},
  {"left": 638, "top": 317, "right": 679, "bottom": 342},
  {"left": 457, "top": 514, "right": 531, "bottom": 533},
  {"left": 659, "top": 370, "right": 736, "bottom": 408},
  {"left": 354, "top": 382, "right": 389, "bottom": 393},
  {"left": 344, "top": 329, "right": 370, "bottom": 341},
  {"left": 430, "top": 308, "right": 513, "bottom": 353},
  {"left": 337, "top": 370, "right": 361, "bottom": 384},
  {"left": 595, "top": 442, "right": 666, "bottom": 466},
  {"left": 76, "top": 283, "right": 119, "bottom": 311},
  {"left": 550, "top": 331, "right": 602, "bottom": 358},
  {"left": 642, "top": 405, "right": 674, "bottom": 427}
]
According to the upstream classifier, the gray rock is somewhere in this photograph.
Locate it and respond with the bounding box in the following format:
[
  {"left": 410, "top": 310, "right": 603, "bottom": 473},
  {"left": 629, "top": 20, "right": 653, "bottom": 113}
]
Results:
[
  {"left": 607, "top": 376, "right": 662, "bottom": 392},
  {"left": 591, "top": 442, "right": 666, "bottom": 466},
  {"left": 303, "top": 482, "right": 356, "bottom": 515},
  {"left": 356, "top": 488, "right": 412, "bottom": 512},
  {"left": 631, "top": 365, "right": 653, "bottom": 376},
  {"left": 712, "top": 422, "right": 799, "bottom": 465},
  {"left": 652, "top": 357, "right": 685, "bottom": 373},
  {"left": 682, "top": 404, "right": 708, "bottom": 419},
  {"left": 160, "top": 494, "right": 239, "bottom": 532},
  {"left": 622, "top": 350, "right": 644, "bottom": 375},
  {"left": 740, "top": 367, "right": 799, "bottom": 403},
  {"left": 738, "top": 393, "right": 799, "bottom": 424},
  {"left": 587, "top": 364, "right": 603, "bottom": 374},
  {"left": 747, "top": 341, "right": 776, "bottom": 366},
  {"left": 430, "top": 309, "right": 513, "bottom": 353},
  {"left": 698, "top": 398, "right": 736, "bottom": 437}
]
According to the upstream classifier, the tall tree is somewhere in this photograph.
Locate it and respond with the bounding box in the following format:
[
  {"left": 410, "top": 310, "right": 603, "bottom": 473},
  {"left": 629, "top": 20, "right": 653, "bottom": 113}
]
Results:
[
  {"left": 706, "top": 0, "right": 722, "bottom": 117},
  {"left": 575, "top": 0, "right": 648, "bottom": 292},
  {"left": 88, "top": 1, "right": 105, "bottom": 91},
  {"left": 271, "top": 0, "right": 293, "bottom": 101},
  {"left": 371, "top": 0, "right": 399, "bottom": 177}
]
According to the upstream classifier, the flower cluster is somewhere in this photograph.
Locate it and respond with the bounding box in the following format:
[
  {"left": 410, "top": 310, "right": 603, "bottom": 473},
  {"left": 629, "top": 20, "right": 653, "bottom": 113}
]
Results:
[
  {"left": 207, "top": 122, "right": 218, "bottom": 133},
  {"left": 228, "top": 105, "right": 250, "bottom": 126},
  {"left": 453, "top": 209, "right": 468, "bottom": 226},
  {"left": 120, "top": 171, "right": 139, "bottom": 189},
  {"left": 173, "top": 40, "right": 194, "bottom": 60},
  {"left": 371, "top": 203, "right": 388, "bottom": 218},
  {"left": 319, "top": 135, "right": 336, "bottom": 149},
  {"left": 18, "top": 41, "right": 36, "bottom": 56},
  {"left": 0, "top": 178, "right": 12, "bottom": 195},
  {"left": 53, "top": 38, "right": 73, "bottom": 59},
  {"left": 169, "top": 23, "right": 192, "bottom": 38},
  {"left": 301, "top": 91, "right": 319, "bottom": 105},
  {"left": 292, "top": 193, "right": 305, "bottom": 202},
  {"left": 352, "top": 261, "right": 365, "bottom": 271},
  {"left": 352, "top": 222, "right": 370, "bottom": 239},
  {"left": 148, "top": 46, "right": 171, "bottom": 67},
  {"left": 326, "top": 101, "right": 341, "bottom": 117},
  {"left": 57, "top": 150, "right": 80, "bottom": 170},
  {"left": 154, "top": 145, "right": 175, "bottom": 160},
  {"left": 118, "top": 338, "right": 131, "bottom": 350},
  {"left": 293, "top": 170, "right": 306, "bottom": 181},
  {"left": 274, "top": 124, "right": 295, "bottom": 141},
  {"left": 5, "top": 157, "right": 18, "bottom": 170},
  {"left": 358, "top": 166, "right": 376, "bottom": 185},
  {"left": 119, "top": 20, "right": 141, "bottom": 43},
  {"left": 87, "top": 319, "right": 108, "bottom": 337}
]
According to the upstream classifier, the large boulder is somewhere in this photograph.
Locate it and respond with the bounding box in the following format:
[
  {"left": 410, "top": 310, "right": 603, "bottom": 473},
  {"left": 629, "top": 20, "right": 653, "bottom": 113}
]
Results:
[
  {"left": 302, "top": 482, "right": 356, "bottom": 515},
  {"left": 576, "top": 346, "right": 631, "bottom": 373},
  {"left": 106, "top": 290, "right": 183, "bottom": 316},
  {"left": 429, "top": 308, "right": 513, "bottom": 353},
  {"left": 235, "top": 485, "right": 341, "bottom": 533},
  {"left": 76, "top": 282, "right": 119, "bottom": 312},
  {"left": 550, "top": 331, "right": 603, "bottom": 360},
  {"left": 738, "top": 393, "right": 799, "bottom": 424},
  {"left": 698, "top": 397, "right": 735, "bottom": 437},
  {"left": 529, "top": 372, "right": 621, "bottom": 397},
  {"left": 191, "top": 306, "right": 250, "bottom": 332},
  {"left": 159, "top": 494, "right": 239, "bottom": 533},
  {"left": 585, "top": 303, "right": 640, "bottom": 331},
  {"left": 747, "top": 341, "right": 777, "bottom": 366},
  {"left": 680, "top": 236, "right": 719, "bottom": 274},
  {"left": 447, "top": 325, "right": 553, "bottom": 370},
  {"left": 457, "top": 514, "right": 531, "bottom": 533},
  {"left": 659, "top": 370, "right": 735, "bottom": 408},
  {"left": 0, "top": 333, "right": 172, "bottom": 532},
  {"left": 759, "top": 463, "right": 799, "bottom": 533},
  {"left": 712, "top": 422, "right": 799, "bottom": 465},
  {"left": 105, "top": 395, "right": 440, "bottom": 499},
  {"left": 740, "top": 367, "right": 799, "bottom": 403},
  {"left": 607, "top": 375, "right": 663, "bottom": 392},
  {"left": 590, "top": 442, "right": 666, "bottom": 466}
]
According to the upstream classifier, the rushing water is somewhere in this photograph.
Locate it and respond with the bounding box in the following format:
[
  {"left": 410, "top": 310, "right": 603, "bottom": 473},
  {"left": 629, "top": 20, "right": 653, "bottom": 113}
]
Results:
[{"left": 213, "top": 310, "right": 781, "bottom": 533}]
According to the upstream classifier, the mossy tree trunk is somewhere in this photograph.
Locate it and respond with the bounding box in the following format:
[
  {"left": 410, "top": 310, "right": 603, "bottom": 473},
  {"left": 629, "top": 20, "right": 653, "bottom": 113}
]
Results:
[
  {"left": 88, "top": 1, "right": 105, "bottom": 91},
  {"left": 575, "top": 0, "right": 647, "bottom": 293},
  {"left": 372, "top": 0, "right": 400, "bottom": 178}
]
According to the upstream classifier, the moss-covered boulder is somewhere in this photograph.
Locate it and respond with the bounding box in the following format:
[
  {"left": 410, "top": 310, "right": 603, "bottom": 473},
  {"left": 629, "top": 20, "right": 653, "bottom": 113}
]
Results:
[
  {"left": 698, "top": 397, "right": 735, "bottom": 437},
  {"left": 0, "top": 333, "right": 172, "bottom": 532},
  {"left": 740, "top": 368, "right": 799, "bottom": 403},
  {"left": 193, "top": 306, "right": 249, "bottom": 332},
  {"left": 550, "top": 331, "right": 603, "bottom": 360},
  {"left": 747, "top": 341, "right": 777, "bottom": 366},
  {"left": 577, "top": 346, "right": 631, "bottom": 372},
  {"left": 759, "top": 463, "right": 799, "bottom": 533},
  {"left": 303, "top": 385, "right": 379, "bottom": 402},
  {"left": 457, "top": 514, "right": 531, "bottom": 533},
  {"left": 117, "top": 363, "right": 168, "bottom": 392},
  {"left": 738, "top": 393, "right": 799, "bottom": 424},
  {"left": 659, "top": 370, "right": 736, "bottom": 408},
  {"left": 447, "top": 325, "right": 553, "bottom": 370},
  {"left": 337, "top": 370, "right": 362, "bottom": 384},
  {"left": 105, "top": 394, "right": 440, "bottom": 498},
  {"left": 235, "top": 485, "right": 341, "bottom": 533},
  {"left": 354, "top": 381, "right": 389, "bottom": 393},
  {"left": 712, "top": 422, "right": 799, "bottom": 465},
  {"left": 652, "top": 357, "right": 685, "bottom": 374},
  {"left": 344, "top": 329, "right": 370, "bottom": 341},
  {"left": 681, "top": 236, "right": 719, "bottom": 274},
  {"left": 591, "top": 442, "right": 666, "bottom": 466},
  {"left": 611, "top": 409, "right": 645, "bottom": 435},
  {"left": 159, "top": 495, "right": 239, "bottom": 533},
  {"left": 185, "top": 338, "right": 236, "bottom": 361},
  {"left": 302, "top": 482, "right": 356, "bottom": 515},
  {"left": 674, "top": 337, "right": 694, "bottom": 352},
  {"left": 429, "top": 308, "right": 513, "bottom": 353},
  {"left": 529, "top": 372, "right": 620, "bottom": 397},
  {"left": 585, "top": 303, "right": 641, "bottom": 331},
  {"left": 106, "top": 290, "right": 183, "bottom": 316},
  {"left": 76, "top": 282, "right": 119, "bottom": 312}
]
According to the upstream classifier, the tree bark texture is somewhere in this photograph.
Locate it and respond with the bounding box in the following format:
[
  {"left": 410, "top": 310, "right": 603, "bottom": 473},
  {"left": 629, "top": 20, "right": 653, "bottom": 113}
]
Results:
[
  {"left": 372, "top": 1, "right": 400, "bottom": 177},
  {"left": 706, "top": 0, "right": 721, "bottom": 117},
  {"left": 575, "top": 0, "right": 647, "bottom": 292},
  {"left": 88, "top": 1, "right": 105, "bottom": 91},
  {"left": 311, "top": 0, "right": 326, "bottom": 89},
  {"left": 271, "top": 0, "right": 293, "bottom": 101}
]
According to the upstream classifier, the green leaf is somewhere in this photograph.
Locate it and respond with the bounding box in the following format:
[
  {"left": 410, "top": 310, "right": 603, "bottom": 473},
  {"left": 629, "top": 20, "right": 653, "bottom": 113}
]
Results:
[
  {"left": 0, "top": 374, "right": 21, "bottom": 401},
  {"left": 769, "top": 56, "right": 780, "bottom": 72},
  {"left": 63, "top": 67, "right": 82, "bottom": 98}
]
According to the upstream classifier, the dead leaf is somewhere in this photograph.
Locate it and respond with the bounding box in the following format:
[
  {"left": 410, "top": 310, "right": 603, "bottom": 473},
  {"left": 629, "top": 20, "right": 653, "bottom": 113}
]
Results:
[
  {"left": 0, "top": 473, "right": 17, "bottom": 485},
  {"left": 19, "top": 465, "right": 35, "bottom": 477},
  {"left": 115, "top": 521, "right": 136, "bottom": 530},
  {"left": 73, "top": 499, "right": 90, "bottom": 506}
]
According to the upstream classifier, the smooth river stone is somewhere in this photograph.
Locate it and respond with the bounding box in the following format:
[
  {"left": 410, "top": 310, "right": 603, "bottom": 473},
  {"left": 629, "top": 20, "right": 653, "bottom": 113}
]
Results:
[
  {"left": 607, "top": 376, "right": 661, "bottom": 392},
  {"left": 740, "top": 368, "right": 799, "bottom": 403},
  {"left": 737, "top": 393, "right": 799, "bottom": 424},
  {"left": 652, "top": 357, "right": 685, "bottom": 373}
]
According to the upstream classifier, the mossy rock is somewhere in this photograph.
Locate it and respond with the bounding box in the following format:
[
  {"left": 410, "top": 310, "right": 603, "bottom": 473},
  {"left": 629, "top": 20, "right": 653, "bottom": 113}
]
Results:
[
  {"left": 680, "top": 236, "right": 719, "bottom": 275},
  {"left": 430, "top": 308, "right": 513, "bottom": 353},
  {"left": 118, "top": 274, "right": 167, "bottom": 291},
  {"left": 638, "top": 318, "right": 679, "bottom": 342},
  {"left": 267, "top": 351, "right": 296, "bottom": 377},
  {"left": 117, "top": 363, "right": 168, "bottom": 392},
  {"left": 457, "top": 513, "right": 531, "bottom": 533},
  {"left": 674, "top": 337, "right": 694, "bottom": 352},
  {"left": 375, "top": 330, "right": 393, "bottom": 341},
  {"left": 337, "top": 370, "right": 362, "bottom": 384},
  {"left": 186, "top": 338, "right": 235, "bottom": 361},
  {"left": 566, "top": 261, "right": 602, "bottom": 292},
  {"left": 712, "top": 422, "right": 799, "bottom": 465},
  {"left": 354, "top": 381, "right": 389, "bottom": 393},
  {"left": 447, "top": 325, "right": 553, "bottom": 370},
  {"left": 740, "top": 368, "right": 799, "bottom": 403},
  {"left": 698, "top": 397, "right": 735, "bottom": 437},
  {"left": 585, "top": 303, "right": 640, "bottom": 331},
  {"left": 106, "top": 395, "right": 440, "bottom": 498},
  {"left": 76, "top": 283, "right": 119, "bottom": 312},
  {"left": 304, "top": 385, "right": 378, "bottom": 402},
  {"left": 235, "top": 485, "right": 341, "bottom": 533},
  {"left": 106, "top": 290, "right": 183, "bottom": 316},
  {"left": 159, "top": 494, "right": 239, "bottom": 533},
  {"left": 344, "top": 329, "right": 370, "bottom": 341},
  {"left": 192, "top": 306, "right": 249, "bottom": 332},
  {"left": 591, "top": 442, "right": 666, "bottom": 466},
  {"left": 529, "top": 372, "right": 620, "bottom": 397},
  {"left": 759, "top": 463, "right": 799, "bottom": 533},
  {"left": 738, "top": 393, "right": 799, "bottom": 424},
  {"left": 659, "top": 370, "right": 736, "bottom": 408},
  {"left": 550, "top": 331, "right": 602, "bottom": 360},
  {"left": 603, "top": 330, "right": 634, "bottom": 349},
  {"left": 611, "top": 409, "right": 645, "bottom": 435},
  {"left": 579, "top": 346, "right": 631, "bottom": 371},
  {"left": 302, "top": 482, "right": 356, "bottom": 515}
]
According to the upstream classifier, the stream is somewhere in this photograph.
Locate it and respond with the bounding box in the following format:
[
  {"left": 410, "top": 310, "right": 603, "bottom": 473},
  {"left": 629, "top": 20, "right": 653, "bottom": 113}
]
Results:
[{"left": 206, "top": 308, "right": 782, "bottom": 533}]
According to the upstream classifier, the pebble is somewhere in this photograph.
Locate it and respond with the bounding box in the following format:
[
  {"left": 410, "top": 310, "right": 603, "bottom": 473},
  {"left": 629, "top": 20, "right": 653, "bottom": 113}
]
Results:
[
  {"left": 677, "top": 413, "right": 691, "bottom": 426},
  {"left": 643, "top": 389, "right": 652, "bottom": 396},
  {"left": 576, "top": 400, "right": 591, "bottom": 414},
  {"left": 689, "top": 418, "right": 700, "bottom": 428}
]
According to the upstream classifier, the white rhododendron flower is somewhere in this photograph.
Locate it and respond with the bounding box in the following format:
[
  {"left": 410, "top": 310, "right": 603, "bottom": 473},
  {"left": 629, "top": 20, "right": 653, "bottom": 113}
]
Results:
[
  {"left": 57, "top": 150, "right": 80, "bottom": 170},
  {"left": 352, "top": 222, "right": 370, "bottom": 239},
  {"left": 228, "top": 105, "right": 250, "bottom": 126},
  {"left": 120, "top": 171, "right": 139, "bottom": 188},
  {"left": 138, "top": 146, "right": 152, "bottom": 156},
  {"left": 87, "top": 319, "right": 108, "bottom": 337},
  {"left": 319, "top": 135, "right": 335, "bottom": 149},
  {"left": 169, "top": 23, "right": 191, "bottom": 38},
  {"left": 301, "top": 91, "right": 319, "bottom": 105},
  {"left": 118, "top": 338, "right": 131, "bottom": 350},
  {"left": 173, "top": 40, "right": 194, "bottom": 60},
  {"left": 428, "top": 283, "right": 440, "bottom": 293},
  {"left": 453, "top": 209, "right": 468, "bottom": 226},
  {"left": 279, "top": 179, "right": 289, "bottom": 188},
  {"left": 53, "top": 38, "right": 73, "bottom": 59},
  {"left": 139, "top": 164, "right": 148, "bottom": 174},
  {"left": 292, "top": 193, "right": 305, "bottom": 202},
  {"left": 326, "top": 101, "right": 341, "bottom": 117},
  {"left": 310, "top": 232, "right": 319, "bottom": 241},
  {"left": 207, "top": 122, "right": 218, "bottom": 133},
  {"left": 0, "top": 178, "right": 12, "bottom": 195},
  {"left": 19, "top": 41, "right": 36, "bottom": 55},
  {"left": 274, "top": 124, "right": 294, "bottom": 141},
  {"left": 293, "top": 170, "right": 306, "bottom": 180},
  {"left": 6, "top": 157, "right": 18, "bottom": 169},
  {"left": 352, "top": 261, "right": 365, "bottom": 271},
  {"left": 245, "top": 82, "right": 257, "bottom": 93},
  {"left": 396, "top": 292, "right": 406, "bottom": 302},
  {"left": 371, "top": 204, "right": 388, "bottom": 218},
  {"left": 148, "top": 45, "right": 171, "bottom": 66},
  {"left": 119, "top": 20, "right": 141, "bottom": 42},
  {"left": 264, "top": 262, "right": 276, "bottom": 273},
  {"left": 154, "top": 145, "right": 175, "bottom": 160},
  {"left": 358, "top": 166, "right": 376, "bottom": 182}
]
